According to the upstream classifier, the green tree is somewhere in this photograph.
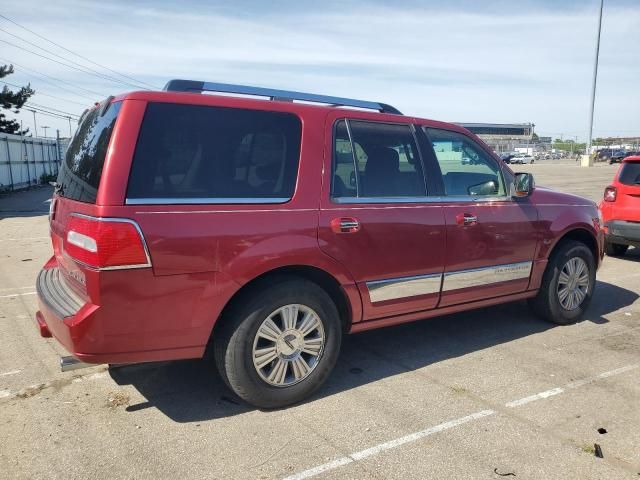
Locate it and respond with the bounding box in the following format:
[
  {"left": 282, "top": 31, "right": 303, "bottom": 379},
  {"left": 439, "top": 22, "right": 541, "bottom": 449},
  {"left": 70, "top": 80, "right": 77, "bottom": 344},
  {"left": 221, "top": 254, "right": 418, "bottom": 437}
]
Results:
[{"left": 0, "top": 64, "right": 34, "bottom": 135}]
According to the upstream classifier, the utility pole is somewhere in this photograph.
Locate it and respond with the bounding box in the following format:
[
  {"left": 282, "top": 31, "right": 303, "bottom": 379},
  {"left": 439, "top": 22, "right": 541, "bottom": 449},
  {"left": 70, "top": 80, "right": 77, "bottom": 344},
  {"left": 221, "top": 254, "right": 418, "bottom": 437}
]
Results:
[
  {"left": 66, "top": 116, "right": 73, "bottom": 137},
  {"left": 582, "top": 0, "right": 604, "bottom": 167},
  {"left": 42, "top": 126, "right": 49, "bottom": 139},
  {"left": 30, "top": 109, "right": 38, "bottom": 138}
]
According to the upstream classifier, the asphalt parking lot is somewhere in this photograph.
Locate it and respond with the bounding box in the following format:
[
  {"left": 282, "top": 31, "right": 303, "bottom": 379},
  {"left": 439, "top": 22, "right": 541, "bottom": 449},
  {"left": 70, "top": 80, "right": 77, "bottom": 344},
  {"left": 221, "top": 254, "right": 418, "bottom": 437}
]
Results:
[{"left": 1, "top": 162, "right": 638, "bottom": 479}]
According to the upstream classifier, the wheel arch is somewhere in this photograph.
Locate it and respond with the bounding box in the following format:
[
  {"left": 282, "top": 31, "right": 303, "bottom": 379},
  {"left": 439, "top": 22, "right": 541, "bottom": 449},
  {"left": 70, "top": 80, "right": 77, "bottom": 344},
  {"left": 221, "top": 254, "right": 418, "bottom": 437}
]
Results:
[
  {"left": 549, "top": 227, "right": 600, "bottom": 267},
  {"left": 210, "top": 265, "right": 357, "bottom": 344}
]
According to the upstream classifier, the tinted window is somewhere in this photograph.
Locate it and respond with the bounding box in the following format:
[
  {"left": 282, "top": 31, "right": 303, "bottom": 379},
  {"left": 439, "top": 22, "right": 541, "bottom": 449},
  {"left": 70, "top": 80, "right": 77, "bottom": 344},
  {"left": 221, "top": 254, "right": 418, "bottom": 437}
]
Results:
[
  {"left": 331, "top": 120, "right": 426, "bottom": 198},
  {"left": 56, "top": 101, "right": 121, "bottom": 203},
  {"left": 619, "top": 162, "right": 640, "bottom": 185},
  {"left": 127, "top": 103, "right": 302, "bottom": 202},
  {"left": 425, "top": 128, "right": 505, "bottom": 196}
]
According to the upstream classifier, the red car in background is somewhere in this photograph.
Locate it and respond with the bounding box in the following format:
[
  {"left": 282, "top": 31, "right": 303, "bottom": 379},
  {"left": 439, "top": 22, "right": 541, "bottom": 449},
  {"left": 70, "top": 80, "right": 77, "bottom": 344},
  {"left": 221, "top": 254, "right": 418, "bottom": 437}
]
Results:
[
  {"left": 36, "top": 80, "right": 604, "bottom": 408},
  {"left": 600, "top": 156, "right": 640, "bottom": 256}
]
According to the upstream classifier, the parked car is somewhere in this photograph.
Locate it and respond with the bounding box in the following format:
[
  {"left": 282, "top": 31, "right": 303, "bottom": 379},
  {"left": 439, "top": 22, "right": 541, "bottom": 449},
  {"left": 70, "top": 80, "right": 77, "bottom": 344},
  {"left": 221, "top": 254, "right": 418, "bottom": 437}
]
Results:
[
  {"left": 36, "top": 80, "right": 604, "bottom": 408},
  {"left": 500, "top": 153, "right": 515, "bottom": 164},
  {"left": 609, "top": 150, "right": 627, "bottom": 164},
  {"left": 511, "top": 153, "right": 534, "bottom": 164},
  {"left": 599, "top": 155, "right": 640, "bottom": 256}
]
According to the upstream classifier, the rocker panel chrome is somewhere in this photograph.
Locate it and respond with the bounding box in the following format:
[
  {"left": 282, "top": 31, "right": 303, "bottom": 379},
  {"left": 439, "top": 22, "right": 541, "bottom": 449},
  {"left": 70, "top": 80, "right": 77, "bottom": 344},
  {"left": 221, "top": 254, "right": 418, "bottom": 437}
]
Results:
[
  {"left": 367, "top": 273, "right": 442, "bottom": 303},
  {"left": 442, "top": 261, "right": 532, "bottom": 292},
  {"left": 365, "top": 261, "right": 533, "bottom": 303}
]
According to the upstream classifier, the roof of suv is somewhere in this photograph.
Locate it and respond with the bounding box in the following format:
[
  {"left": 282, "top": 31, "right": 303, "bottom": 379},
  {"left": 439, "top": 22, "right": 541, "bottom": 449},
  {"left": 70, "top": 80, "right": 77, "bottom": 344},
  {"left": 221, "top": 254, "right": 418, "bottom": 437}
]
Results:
[{"left": 113, "top": 80, "right": 476, "bottom": 137}]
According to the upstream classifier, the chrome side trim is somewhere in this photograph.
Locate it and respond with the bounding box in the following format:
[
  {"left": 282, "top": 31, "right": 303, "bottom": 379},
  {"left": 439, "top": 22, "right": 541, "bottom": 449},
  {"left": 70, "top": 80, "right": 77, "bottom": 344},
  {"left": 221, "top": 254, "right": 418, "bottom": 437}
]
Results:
[
  {"left": 443, "top": 261, "right": 532, "bottom": 292},
  {"left": 333, "top": 195, "right": 510, "bottom": 204},
  {"left": 367, "top": 273, "right": 442, "bottom": 303},
  {"left": 125, "top": 197, "right": 291, "bottom": 205}
]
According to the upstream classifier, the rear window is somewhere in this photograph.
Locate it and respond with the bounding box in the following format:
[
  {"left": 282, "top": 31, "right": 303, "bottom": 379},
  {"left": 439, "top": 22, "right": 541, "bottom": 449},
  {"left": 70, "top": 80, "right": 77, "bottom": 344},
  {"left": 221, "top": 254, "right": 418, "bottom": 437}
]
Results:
[
  {"left": 126, "top": 103, "right": 302, "bottom": 203},
  {"left": 619, "top": 162, "right": 640, "bottom": 186},
  {"left": 56, "top": 101, "right": 121, "bottom": 203}
]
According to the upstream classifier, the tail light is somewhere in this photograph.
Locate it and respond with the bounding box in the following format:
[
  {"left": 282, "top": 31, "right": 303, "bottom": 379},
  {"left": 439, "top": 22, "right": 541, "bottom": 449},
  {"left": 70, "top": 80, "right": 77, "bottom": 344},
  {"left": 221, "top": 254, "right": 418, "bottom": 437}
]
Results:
[
  {"left": 603, "top": 186, "right": 617, "bottom": 202},
  {"left": 64, "top": 214, "right": 151, "bottom": 270}
]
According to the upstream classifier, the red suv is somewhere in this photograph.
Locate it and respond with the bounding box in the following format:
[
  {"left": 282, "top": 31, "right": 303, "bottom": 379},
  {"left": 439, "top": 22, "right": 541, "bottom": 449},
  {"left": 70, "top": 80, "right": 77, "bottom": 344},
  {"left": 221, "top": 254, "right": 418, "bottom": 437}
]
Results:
[
  {"left": 36, "top": 80, "right": 604, "bottom": 408},
  {"left": 599, "top": 155, "right": 640, "bottom": 256}
]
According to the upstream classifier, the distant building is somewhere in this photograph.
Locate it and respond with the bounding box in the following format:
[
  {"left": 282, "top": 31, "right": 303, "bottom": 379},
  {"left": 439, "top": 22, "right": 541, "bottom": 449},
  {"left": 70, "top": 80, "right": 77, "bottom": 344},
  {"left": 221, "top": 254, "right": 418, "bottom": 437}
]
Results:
[{"left": 456, "top": 122, "right": 535, "bottom": 154}]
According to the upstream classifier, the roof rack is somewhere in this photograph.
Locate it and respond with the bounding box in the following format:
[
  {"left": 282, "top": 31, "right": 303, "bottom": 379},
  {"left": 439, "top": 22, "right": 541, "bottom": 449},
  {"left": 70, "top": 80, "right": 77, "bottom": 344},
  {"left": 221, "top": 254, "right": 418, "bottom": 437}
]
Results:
[{"left": 163, "top": 79, "right": 402, "bottom": 115}]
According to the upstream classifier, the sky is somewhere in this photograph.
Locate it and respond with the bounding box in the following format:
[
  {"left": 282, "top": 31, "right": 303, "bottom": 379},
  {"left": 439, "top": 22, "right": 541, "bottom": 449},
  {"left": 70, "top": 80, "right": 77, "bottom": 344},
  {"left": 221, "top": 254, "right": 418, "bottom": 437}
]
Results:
[{"left": 1, "top": 0, "right": 639, "bottom": 140}]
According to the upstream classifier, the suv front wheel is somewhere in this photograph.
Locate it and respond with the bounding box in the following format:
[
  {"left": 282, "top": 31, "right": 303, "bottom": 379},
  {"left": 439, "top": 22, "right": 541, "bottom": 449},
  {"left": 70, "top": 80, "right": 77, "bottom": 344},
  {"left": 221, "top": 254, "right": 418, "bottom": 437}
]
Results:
[
  {"left": 528, "top": 240, "right": 596, "bottom": 325},
  {"left": 214, "top": 278, "right": 342, "bottom": 408}
]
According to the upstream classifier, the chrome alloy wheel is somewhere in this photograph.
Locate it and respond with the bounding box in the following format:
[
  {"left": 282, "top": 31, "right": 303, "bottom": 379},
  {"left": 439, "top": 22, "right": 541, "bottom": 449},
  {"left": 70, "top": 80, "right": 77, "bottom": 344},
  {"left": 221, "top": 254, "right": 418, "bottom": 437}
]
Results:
[
  {"left": 557, "top": 257, "right": 590, "bottom": 311},
  {"left": 252, "top": 304, "right": 326, "bottom": 387}
]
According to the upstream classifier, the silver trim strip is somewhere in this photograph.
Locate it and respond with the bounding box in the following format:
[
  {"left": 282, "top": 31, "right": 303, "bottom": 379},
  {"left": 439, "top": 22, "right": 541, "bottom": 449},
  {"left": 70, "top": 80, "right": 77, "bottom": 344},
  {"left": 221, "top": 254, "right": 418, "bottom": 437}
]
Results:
[
  {"left": 68, "top": 213, "right": 152, "bottom": 270},
  {"left": 333, "top": 195, "right": 510, "bottom": 204},
  {"left": 442, "top": 261, "right": 532, "bottom": 292},
  {"left": 125, "top": 197, "right": 291, "bottom": 205},
  {"left": 367, "top": 273, "right": 442, "bottom": 303}
]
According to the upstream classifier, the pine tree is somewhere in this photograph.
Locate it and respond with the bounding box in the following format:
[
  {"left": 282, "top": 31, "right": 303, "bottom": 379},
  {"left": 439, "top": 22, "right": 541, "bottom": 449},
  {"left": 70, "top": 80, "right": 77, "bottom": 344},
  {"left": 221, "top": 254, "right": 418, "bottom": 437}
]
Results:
[{"left": 0, "top": 64, "right": 35, "bottom": 135}]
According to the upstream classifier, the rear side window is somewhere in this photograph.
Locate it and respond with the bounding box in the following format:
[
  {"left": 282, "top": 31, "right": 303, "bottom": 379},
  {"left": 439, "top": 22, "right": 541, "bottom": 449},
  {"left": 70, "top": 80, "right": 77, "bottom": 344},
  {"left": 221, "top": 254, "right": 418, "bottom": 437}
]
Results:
[
  {"left": 56, "top": 101, "right": 121, "bottom": 203},
  {"left": 332, "top": 120, "right": 426, "bottom": 199},
  {"left": 425, "top": 128, "right": 506, "bottom": 197},
  {"left": 618, "top": 162, "right": 640, "bottom": 185},
  {"left": 126, "top": 103, "right": 302, "bottom": 203}
]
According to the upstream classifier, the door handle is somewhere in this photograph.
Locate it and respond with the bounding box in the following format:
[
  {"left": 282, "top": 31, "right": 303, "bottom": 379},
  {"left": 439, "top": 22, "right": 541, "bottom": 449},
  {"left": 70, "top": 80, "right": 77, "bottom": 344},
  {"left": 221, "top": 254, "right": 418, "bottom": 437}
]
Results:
[
  {"left": 456, "top": 212, "right": 478, "bottom": 226},
  {"left": 330, "top": 217, "right": 361, "bottom": 234}
]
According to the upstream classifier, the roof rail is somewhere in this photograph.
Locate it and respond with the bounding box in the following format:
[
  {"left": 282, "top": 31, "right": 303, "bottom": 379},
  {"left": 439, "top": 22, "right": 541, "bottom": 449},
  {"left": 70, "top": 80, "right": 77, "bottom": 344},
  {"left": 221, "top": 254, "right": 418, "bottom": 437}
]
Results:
[{"left": 163, "top": 79, "right": 402, "bottom": 115}]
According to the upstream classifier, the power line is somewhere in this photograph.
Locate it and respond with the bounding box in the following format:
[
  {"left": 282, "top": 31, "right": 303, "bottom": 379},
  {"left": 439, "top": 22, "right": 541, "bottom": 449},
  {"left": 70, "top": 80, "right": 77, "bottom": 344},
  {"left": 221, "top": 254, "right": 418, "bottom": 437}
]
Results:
[
  {"left": 0, "top": 38, "right": 144, "bottom": 91},
  {"left": 26, "top": 106, "right": 79, "bottom": 121},
  {"left": 0, "top": 26, "right": 150, "bottom": 90},
  {"left": 26, "top": 101, "right": 80, "bottom": 118},
  {"left": 0, "top": 13, "right": 158, "bottom": 90},
  {"left": 1, "top": 79, "right": 88, "bottom": 106},
  {"left": 1, "top": 56, "right": 106, "bottom": 100}
]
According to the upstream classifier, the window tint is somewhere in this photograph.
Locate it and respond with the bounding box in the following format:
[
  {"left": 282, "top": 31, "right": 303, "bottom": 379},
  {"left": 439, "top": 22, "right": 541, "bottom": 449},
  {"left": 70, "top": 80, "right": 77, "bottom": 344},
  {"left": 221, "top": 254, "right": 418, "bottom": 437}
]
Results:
[
  {"left": 618, "top": 162, "right": 640, "bottom": 186},
  {"left": 127, "top": 103, "right": 302, "bottom": 202},
  {"left": 425, "top": 128, "right": 505, "bottom": 196},
  {"left": 56, "top": 101, "right": 121, "bottom": 203},
  {"left": 331, "top": 120, "right": 426, "bottom": 198}
]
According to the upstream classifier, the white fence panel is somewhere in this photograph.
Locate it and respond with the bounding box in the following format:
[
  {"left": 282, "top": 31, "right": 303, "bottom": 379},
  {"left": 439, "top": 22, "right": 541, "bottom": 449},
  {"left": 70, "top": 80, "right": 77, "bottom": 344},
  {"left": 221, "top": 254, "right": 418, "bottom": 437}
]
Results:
[{"left": 0, "top": 133, "right": 67, "bottom": 191}]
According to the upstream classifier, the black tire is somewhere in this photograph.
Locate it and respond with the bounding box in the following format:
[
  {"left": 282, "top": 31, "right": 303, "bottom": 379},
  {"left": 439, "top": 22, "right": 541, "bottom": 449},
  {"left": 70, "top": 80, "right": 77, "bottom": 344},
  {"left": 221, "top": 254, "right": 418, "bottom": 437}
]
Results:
[
  {"left": 528, "top": 240, "right": 596, "bottom": 325},
  {"left": 214, "top": 277, "right": 342, "bottom": 409},
  {"left": 604, "top": 241, "right": 628, "bottom": 257}
]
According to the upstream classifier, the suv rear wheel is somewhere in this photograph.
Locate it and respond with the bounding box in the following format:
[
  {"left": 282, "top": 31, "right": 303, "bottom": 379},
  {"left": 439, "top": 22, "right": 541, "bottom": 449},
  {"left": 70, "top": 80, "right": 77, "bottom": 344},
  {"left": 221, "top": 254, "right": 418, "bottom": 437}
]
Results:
[
  {"left": 528, "top": 240, "right": 595, "bottom": 325},
  {"left": 214, "top": 278, "right": 342, "bottom": 408},
  {"left": 604, "top": 241, "right": 628, "bottom": 257}
]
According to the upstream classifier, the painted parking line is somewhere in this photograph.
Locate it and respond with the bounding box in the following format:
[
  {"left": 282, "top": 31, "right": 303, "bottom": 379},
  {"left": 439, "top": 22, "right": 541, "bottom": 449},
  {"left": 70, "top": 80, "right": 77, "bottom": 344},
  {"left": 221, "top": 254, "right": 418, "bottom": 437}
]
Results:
[
  {"left": 504, "top": 387, "right": 564, "bottom": 408},
  {"left": 284, "top": 410, "right": 496, "bottom": 480},
  {"left": 0, "top": 286, "right": 36, "bottom": 292},
  {"left": 0, "top": 236, "right": 49, "bottom": 242},
  {"left": 282, "top": 363, "right": 639, "bottom": 480},
  {"left": 0, "top": 292, "right": 36, "bottom": 299}
]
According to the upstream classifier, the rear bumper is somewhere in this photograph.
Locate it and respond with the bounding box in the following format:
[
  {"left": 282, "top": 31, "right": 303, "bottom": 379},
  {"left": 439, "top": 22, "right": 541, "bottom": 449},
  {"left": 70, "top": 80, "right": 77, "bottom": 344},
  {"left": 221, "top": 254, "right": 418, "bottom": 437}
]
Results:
[
  {"left": 605, "top": 220, "right": 640, "bottom": 247},
  {"left": 34, "top": 260, "right": 220, "bottom": 364}
]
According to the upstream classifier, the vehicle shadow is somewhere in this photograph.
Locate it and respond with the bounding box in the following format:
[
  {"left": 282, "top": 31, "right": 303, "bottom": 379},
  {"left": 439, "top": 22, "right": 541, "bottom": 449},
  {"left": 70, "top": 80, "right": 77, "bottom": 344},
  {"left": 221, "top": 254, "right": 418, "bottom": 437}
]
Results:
[{"left": 110, "top": 280, "right": 637, "bottom": 423}]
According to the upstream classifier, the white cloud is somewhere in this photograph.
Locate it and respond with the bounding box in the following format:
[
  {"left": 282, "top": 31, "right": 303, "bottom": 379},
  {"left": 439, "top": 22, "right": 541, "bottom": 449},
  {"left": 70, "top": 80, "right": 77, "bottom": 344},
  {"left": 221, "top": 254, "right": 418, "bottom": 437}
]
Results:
[{"left": 1, "top": 0, "right": 638, "bottom": 139}]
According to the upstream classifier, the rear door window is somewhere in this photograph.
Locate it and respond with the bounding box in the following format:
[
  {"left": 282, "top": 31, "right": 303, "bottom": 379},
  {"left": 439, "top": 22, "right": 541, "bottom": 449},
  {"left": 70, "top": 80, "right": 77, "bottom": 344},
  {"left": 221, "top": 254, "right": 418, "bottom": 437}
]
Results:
[
  {"left": 618, "top": 162, "right": 640, "bottom": 186},
  {"left": 56, "top": 101, "right": 121, "bottom": 203},
  {"left": 331, "top": 120, "right": 426, "bottom": 199},
  {"left": 126, "top": 103, "right": 302, "bottom": 203}
]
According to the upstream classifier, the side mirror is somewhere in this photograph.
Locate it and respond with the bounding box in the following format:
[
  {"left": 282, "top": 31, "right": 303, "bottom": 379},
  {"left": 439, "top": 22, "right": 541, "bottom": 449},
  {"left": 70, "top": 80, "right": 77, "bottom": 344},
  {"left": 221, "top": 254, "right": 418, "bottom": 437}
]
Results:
[{"left": 512, "top": 172, "right": 535, "bottom": 197}]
